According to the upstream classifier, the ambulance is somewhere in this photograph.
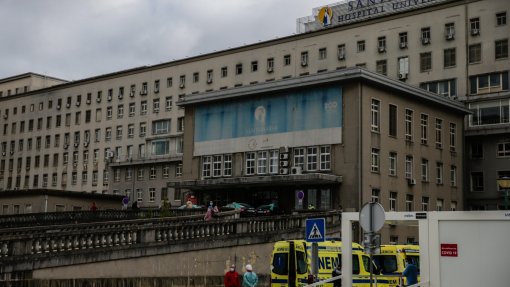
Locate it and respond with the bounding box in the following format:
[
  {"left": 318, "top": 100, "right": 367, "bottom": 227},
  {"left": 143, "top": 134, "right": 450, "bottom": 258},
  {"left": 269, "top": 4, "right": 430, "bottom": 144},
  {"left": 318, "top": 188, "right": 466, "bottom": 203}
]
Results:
[
  {"left": 270, "top": 240, "right": 392, "bottom": 287},
  {"left": 372, "top": 245, "right": 420, "bottom": 287}
]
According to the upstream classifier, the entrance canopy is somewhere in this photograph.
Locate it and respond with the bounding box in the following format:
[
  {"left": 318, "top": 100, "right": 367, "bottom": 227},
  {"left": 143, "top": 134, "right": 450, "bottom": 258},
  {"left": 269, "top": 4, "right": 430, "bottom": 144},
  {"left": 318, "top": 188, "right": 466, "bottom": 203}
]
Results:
[{"left": 168, "top": 173, "right": 342, "bottom": 190}]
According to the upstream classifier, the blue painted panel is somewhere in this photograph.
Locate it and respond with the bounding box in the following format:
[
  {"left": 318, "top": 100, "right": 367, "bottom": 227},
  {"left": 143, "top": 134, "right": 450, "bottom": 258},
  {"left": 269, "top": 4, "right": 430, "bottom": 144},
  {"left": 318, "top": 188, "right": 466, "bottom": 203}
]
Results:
[{"left": 195, "top": 86, "right": 342, "bottom": 142}]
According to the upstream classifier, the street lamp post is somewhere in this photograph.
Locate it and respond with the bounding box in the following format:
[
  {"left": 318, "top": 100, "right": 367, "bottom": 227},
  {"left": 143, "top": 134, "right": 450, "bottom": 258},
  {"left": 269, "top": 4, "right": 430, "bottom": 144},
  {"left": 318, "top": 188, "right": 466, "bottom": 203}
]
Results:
[{"left": 497, "top": 177, "right": 510, "bottom": 210}]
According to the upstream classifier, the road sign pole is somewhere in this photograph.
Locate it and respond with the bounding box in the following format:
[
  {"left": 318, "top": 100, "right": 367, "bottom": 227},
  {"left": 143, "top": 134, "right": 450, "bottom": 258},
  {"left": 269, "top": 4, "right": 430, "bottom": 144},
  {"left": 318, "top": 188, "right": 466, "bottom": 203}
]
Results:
[{"left": 311, "top": 242, "right": 319, "bottom": 281}]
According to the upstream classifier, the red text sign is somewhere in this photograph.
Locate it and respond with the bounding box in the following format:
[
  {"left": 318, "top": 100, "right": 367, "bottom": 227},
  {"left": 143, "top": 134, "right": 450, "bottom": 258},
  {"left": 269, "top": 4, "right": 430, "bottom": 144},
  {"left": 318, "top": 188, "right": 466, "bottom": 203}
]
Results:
[{"left": 440, "top": 243, "right": 458, "bottom": 257}]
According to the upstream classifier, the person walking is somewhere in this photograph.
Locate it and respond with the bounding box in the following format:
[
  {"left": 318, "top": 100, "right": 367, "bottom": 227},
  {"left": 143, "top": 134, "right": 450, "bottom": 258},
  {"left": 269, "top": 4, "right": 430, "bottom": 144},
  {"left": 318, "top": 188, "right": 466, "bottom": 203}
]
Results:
[
  {"left": 242, "top": 264, "right": 258, "bottom": 287},
  {"left": 332, "top": 263, "right": 342, "bottom": 287},
  {"left": 224, "top": 264, "right": 241, "bottom": 287},
  {"left": 402, "top": 257, "right": 418, "bottom": 286}
]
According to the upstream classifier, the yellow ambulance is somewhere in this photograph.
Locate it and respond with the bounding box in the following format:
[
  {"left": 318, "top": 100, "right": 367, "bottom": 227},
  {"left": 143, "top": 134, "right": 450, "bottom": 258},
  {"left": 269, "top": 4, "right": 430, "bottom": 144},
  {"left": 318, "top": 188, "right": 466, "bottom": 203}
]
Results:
[
  {"left": 372, "top": 245, "right": 420, "bottom": 287},
  {"left": 270, "top": 240, "right": 391, "bottom": 287}
]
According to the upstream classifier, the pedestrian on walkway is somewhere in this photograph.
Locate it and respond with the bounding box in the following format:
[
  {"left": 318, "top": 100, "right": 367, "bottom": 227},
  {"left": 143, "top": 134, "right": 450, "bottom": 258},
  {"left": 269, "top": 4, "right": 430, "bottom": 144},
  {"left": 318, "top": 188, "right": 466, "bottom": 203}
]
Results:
[
  {"left": 224, "top": 264, "right": 241, "bottom": 287},
  {"left": 242, "top": 264, "right": 258, "bottom": 287},
  {"left": 332, "top": 263, "right": 342, "bottom": 287},
  {"left": 204, "top": 206, "right": 213, "bottom": 221},
  {"left": 402, "top": 257, "right": 418, "bottom": 286}
]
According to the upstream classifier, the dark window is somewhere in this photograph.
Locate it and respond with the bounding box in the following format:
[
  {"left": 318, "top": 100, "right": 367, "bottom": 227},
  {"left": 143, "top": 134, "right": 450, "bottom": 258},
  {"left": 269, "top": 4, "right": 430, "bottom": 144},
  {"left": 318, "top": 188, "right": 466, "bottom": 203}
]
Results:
[{"left": 389, "top": 104, "right": 397, "bottom": 137}]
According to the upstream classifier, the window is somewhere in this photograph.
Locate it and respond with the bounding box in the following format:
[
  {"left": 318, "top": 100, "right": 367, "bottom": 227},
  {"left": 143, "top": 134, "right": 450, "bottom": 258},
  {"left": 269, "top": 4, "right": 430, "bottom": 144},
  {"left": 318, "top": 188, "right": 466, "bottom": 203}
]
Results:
[
  {"left": 377, "top": 37, "right": 386, "bottom": 52},
  {"left": 420, "top": 114, "right": 428, "bottom": 145},
  {"left": 469, "top": 44, "right": 482, "bottom": 63},
  {"left": 371, "top": 148, "right": 380, "bottom": 173},
  {"left": 267, "top": 58, "right": 274, "bottom": 72},
  {"left": 495, "top": 39, "right": 508, "bottom": 59},
  {"left": 116, "top": 126, "right": 123, "bottom": 140},
  {"left": 245, "top": 152, "right": 255, "bottom": 175},
  {"left": 137, "top": 168, "right": 144, "bottom": 181},
  {"left": 149, "top": 188, "right": 156, "bottom": 202},
  {"left": 177, "top": 117, "right": 184, "bottom": 132},
  {"left": 357, "top": 40, "right": 365, "bottom": 52},
  {"left": 471, "top": 142, "right": 483, "bottom": 158},
  {"left": 151, "top": 140, "right": 169, "bottom": 156},
  {"left": 469, "top": 71, "right": 509, "bottom": 95},
  {"left": 139, "top": 122, "right": 146, "bottom": 137},
  {"left": 421, "top": 196, "right": 429, "bottom": 211},
  {"left": 389, "top": 152, "right": 397, "bottom": 176},
  {"left": 497, "top": 142, "right": 510, "bottom": 157},
  {"left": 398, "top": 56, "right": 409, "bottom": 78},
  {"left": 445, "top": 23, "right": 455, "bottom": 40},
  {"left": 320, "top": 146, "right": 331, "bottom": 170},
  {"left": 152, "top": 120, "right": 170, "bottom": 135},
  {"left": 301, "top": 51, "right": 309, "bottom": 66},
  {"left": 193, "top": 72, "right": 199, "bottom": 83},
  {"left": 250, "top": 61, "right": 258, "bottom": 72},
  {"left": 337, "top": 44, "right": 346, "bottom": 60},
  {"left": 436, "top": 162, "right": 443, "bottom": 184},
  {"left": 307, "top": 147, "right": 318, "bottom": 171},
  {"left": 165, "top": 97, "right": 172, "bottom": 111},
  {"left": 371, "top": 188, "right": 380, "bottom": 203},
  {"left": 450, "top": 165, "right": 457, "bottom": 187},
  {"left": 496, "top": 12, "right": 507, "bottom": 26},
  {"left": 449, "top": 123, "right": 456, "bottom": 151},
  {"left": 405, "top": 156, "right": 413, "bottom": 180},
  {"left": 236, "top": 64, "right": 243, "bottom": 75},
  {"left": 420, "top": 79, "right": 457, "bottom": 98},
  {"left": 224, "top": 155, "right": 232, "bottom": 176},
  {"left": 212, "top": 155, "right": 223, "bottom": 177},
  {"left": 421, "top": 27, "right": 431, "bottom": 44},
  {"left": 435, "top": 118, "right": 443, "bottom": 148},
  {"left": 399, "top": 32, "right": 408, "bottom": 48},
  {"left": 371, "top": 99, "right": 380, "bottom": 132},
  {"left": 153, "top": 99, "right": 160, "bottom": 113},
  {"left": 293, "top": 148, "right": 305, "bottom": 169},
  {"left": 140, "top": 101, "right": 147, "bottom": 115},
  {"left": 405, "top": 109, "right": 413, "bottom": 141},
  {"left": 420, "top": 52, "right": 432, "bottom": 72},
  {"left": 388, "top": 104, "right": 397, "bottom": 137},
  {"left": 376, "top": 60, "right": 387, "bottom": 75},
  {"left": 470, "top": 17, "right": 480, "bottom": 35},
  {"left": 421, "top": 159, "right": 429, "bottom": 182},
  {"left": 319, "top": 48, "right": 327, "bottom": 60},
  {"left": 257, "top": 151, "right": 267, "bottom": 174},
  {"left": 207, "top": 70, "right": 213, "bottom": 83},
  {"left": 389, "top": 192, "right": 397, "bottom": 211},
  {"left": 284, "top": 54, "right": 291, "bottom": 66},
  {"left": 150, "top": 166, "right": 157, "bottom": 179},
  {"left": 444, "top": 48, "right": 456, "bottom": 68},
  {"left": 167, "top": 77, "right": 173, "bottom": 87},
  {"left": 136, "top": 189, "right": 143, "bottom": 202},
  {"left": 221, "top": 67, "right": 228, "bottom": 77},
  {"left": 406, "top": 194, "right": 414, "bottom": 211},
  {"left": 179, "top": 75, "right": 185, "bottom": 88},
  {"left": 117, "top": 105, "right": 124, "bottom": 118},
  {"left": 269, "top": 150, "right": 278, "bottom": 174},
  {"left": 106, "top": 106, "right": 112, "bottom": 120},
  {"left": 451, "top": 201, "right": 457, "bottom": 211},
  {"left": 471, "top": 172, "right": 484, "bottom": 192}
]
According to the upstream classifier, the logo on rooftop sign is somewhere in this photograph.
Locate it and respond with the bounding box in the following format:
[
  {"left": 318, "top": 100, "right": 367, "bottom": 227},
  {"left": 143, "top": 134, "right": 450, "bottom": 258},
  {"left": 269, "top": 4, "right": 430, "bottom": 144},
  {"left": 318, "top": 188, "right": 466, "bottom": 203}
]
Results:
[{"left": 317, "top": 7, "right": 333, "bottom": 27}]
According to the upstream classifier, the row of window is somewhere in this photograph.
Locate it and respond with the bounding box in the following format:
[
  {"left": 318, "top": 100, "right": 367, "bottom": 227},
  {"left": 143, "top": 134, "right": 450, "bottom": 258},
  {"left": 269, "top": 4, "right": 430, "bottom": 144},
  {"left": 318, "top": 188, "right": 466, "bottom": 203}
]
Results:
[
  {"left": 371, "top": 99, "right": 458, "bottom": 150},
  {"left": 112, "top": 164, "right": 182, "bottom": 182},
  {"left": 470, "top": 170, "right": 510, "bottom": 193},
  {"left": 0, "top": 86, "right": 29, "bottom": 98},
  {"left": 371, "top": 188, "right": 457, "bottom": 212},
  {"left": 200, "top": 146, "right": 332, "bottom": 178},
  {"left": 470, "top": 141, "right": 510, "bottom": 158},
  {"left": 371, "top": 150, "right": 458, "bottom": 186}
]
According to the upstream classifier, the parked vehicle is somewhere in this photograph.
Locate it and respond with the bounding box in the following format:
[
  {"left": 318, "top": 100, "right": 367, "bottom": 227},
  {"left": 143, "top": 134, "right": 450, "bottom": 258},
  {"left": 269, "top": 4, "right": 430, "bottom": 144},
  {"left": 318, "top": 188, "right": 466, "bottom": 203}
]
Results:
[
  {"left": 256, "top": 203, "right": 279, "bottom": 216},
  {"left": 223, "top": 202, "right": 257, "bottom": 217}
]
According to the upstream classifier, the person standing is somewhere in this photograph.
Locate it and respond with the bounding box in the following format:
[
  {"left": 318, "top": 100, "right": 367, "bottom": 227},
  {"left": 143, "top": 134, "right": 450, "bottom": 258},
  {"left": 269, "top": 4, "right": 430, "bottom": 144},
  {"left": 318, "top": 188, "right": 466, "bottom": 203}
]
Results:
[
  {"left": 332, "top": 263, "right": 342, "bottom": 287},
  {"left": 90, "top": 202, "right": 98, "bottom": 211},
  {"left": 204, "top": 206, "right": 213, "bottom": 221},
  {"left": 402, "top": 257, "right": 418, "bottom": 286},
  {"left": 224, "top": 264, "right": 241, "bottom": 287},
  {"left": 242, "top": 264, "right": 258, "bottom": 287}
]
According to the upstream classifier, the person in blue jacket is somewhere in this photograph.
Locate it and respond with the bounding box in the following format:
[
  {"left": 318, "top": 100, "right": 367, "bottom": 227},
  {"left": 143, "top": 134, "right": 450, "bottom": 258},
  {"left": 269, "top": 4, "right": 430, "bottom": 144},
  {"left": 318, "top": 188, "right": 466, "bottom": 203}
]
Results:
[
  {"left": 242, "top": 264, "right": 258, "bottom": 287},
  {"left": 402, "top": 257, "right": 418, "bottom": 286}
]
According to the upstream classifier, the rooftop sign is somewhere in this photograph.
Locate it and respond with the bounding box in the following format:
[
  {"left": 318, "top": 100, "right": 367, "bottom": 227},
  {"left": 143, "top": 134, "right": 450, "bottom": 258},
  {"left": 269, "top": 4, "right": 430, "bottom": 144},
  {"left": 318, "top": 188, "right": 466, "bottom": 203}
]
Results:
[{"left": 297, "top": 0, "right": 454, "bottom": 33}]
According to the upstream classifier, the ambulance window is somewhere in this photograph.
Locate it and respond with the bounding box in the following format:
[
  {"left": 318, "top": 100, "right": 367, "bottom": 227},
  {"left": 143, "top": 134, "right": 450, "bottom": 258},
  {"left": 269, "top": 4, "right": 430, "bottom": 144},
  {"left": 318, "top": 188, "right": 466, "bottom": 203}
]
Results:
[
  {"left": 296, "top": 251, "right": 308, "bottom": 274},
  {"left": 407, "top": 255, "right": 420, "bottom": 272},
  {"left": 362, "top": 255, "right": 378, "bottom": 274},
  {"left": 338, "top": 255, "right": 361, "bottom": 274},
  {"left": 272, "top": 253, "right": 288, "bottom": 275},
  {"left": 373, "top": 255, "right": 398, "bottom": 274}
]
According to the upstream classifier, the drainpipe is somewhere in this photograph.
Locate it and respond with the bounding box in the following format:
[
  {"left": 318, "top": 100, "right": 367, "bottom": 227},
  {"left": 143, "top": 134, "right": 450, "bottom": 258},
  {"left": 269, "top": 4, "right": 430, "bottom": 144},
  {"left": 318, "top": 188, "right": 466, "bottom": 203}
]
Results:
[
  {"left": 358, "top": 81, "right": 363, "bottom": 212},
  {"left": 44, "top": 194, "right": 48, "bottom": 213}
]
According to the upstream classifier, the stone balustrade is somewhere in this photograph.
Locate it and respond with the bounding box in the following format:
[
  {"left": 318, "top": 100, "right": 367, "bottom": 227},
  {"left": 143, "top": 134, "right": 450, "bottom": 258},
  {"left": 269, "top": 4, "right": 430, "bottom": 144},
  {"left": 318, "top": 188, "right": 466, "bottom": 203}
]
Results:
[{"left": 0, "top": 209, "right": 342, "bottom": 275}]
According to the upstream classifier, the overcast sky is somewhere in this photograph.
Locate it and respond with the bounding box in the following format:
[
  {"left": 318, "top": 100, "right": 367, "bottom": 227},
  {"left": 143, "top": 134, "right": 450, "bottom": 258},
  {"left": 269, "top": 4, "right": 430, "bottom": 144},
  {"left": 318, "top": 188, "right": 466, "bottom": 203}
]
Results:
[{"left": 0, "top": 0, "right": 336, "bottom": 81}]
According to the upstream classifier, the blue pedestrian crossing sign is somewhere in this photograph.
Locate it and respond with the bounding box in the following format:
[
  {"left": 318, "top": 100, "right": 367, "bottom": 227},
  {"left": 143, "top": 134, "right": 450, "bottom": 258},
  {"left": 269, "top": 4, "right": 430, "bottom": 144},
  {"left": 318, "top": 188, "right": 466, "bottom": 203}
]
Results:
[{"left": 305, "top": 218, "right": 326, "bottom": 242}]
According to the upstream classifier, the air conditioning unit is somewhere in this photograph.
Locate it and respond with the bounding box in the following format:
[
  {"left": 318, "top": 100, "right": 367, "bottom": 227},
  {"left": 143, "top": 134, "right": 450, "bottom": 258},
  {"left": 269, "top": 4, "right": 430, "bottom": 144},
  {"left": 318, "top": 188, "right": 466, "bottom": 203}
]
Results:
[
  {"left": 118, "top": 94, "right": 123, "bottom": 99},
  {"left": 129, "top": 91, "right": 135, "bottom": 97},
  {"left": 279, "top": 146, "right": 289, "bottom": 153},
  {"left": 446, "top": 33, "right": 455, "bottom": 40},
  {"left": 10, "top": 151, "right": 14, "bottom": 155},
  {"left": 74, "top": 143, "right": 79, "bottom": 147},
  {"left": 207, "top": 77, "right": 213, "bottom": 84},
  {"left": 471, "top": 28, "right": 479, "bottom": 36},
  {"left": 378, "top": 46, "right": 386, "bottom": 53},
  {"left": 179, "top": 83, "right": 185, "bottom": 89},
  {"left": 96, "top": 97, "right": 101, "bottom": 103},
  {"left": 279, "top": 168, "right": 289, "bottom": 175},
  {"left": 83, "top": 164, "right": 88, "bottom": 170},
  {"left": 338, "top": 53, "right": 345, "bottom": 60},
  {"left": 64, "top": 144, "right": 68, "bottom": 149},
  {"left": 267, "top": 67, "right": 274, "bottom": 73},
  {"left": 1, "top": 152, "right": 5, "bottom": 156},
  {"left": 140, "top": 90, "right": 147, "bottom": 95},
  {"left": 107, "top": 95, "right": 112, "bottom": 101},
  {"left": 279, "top": 153, "right": 289, "bottom": 160},
  {"left": 422, "top": 37, "right": 430, "bottom": 44},
  {"left": 301, "top": 59, "right": 308, "bottom": 67},
  {"left": 106, "top": 151, "right": 114, "bottom": 158},
  {"left": 76, "top": 102, "right": 81, "bottom": 107},
  {"left": 86, "top": 100, "right": 91, "bottom": 104},
  {"left": 66, "top": 104, "right": 70, "bottom": 108},
  {"left": 290, "top": 166, "right": 302, "bottom": 175},
  {"left": 84, "top": 142, "right": 89, "bottom": 147},
  {"left": 398, "top": 72, "right": 408, "bottom": 80},
  {"left": 407, "top": 178, "right": 416, "bottom": 185},
  {"left": 56, "top": 105, "right": 61, "bottom": 110},
  {"left": 154, "top": 108, "right": 159, "bottom": 113},
  {"left": 400, "top": 42, "right": 407, "bottom": 49},
  {"left": 73, "top": 163, "right": 77, "bottom": 167},
  {"left": 280, "top": 160, "right": 289, "bottom": 168}
]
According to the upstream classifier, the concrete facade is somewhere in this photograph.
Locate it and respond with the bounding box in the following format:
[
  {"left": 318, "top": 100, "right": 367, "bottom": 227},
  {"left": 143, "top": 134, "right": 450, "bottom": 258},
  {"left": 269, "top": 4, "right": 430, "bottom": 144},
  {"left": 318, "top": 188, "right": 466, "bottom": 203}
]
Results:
[{"left": 0, "top": 0, "right": 507, "bottom": 212}]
